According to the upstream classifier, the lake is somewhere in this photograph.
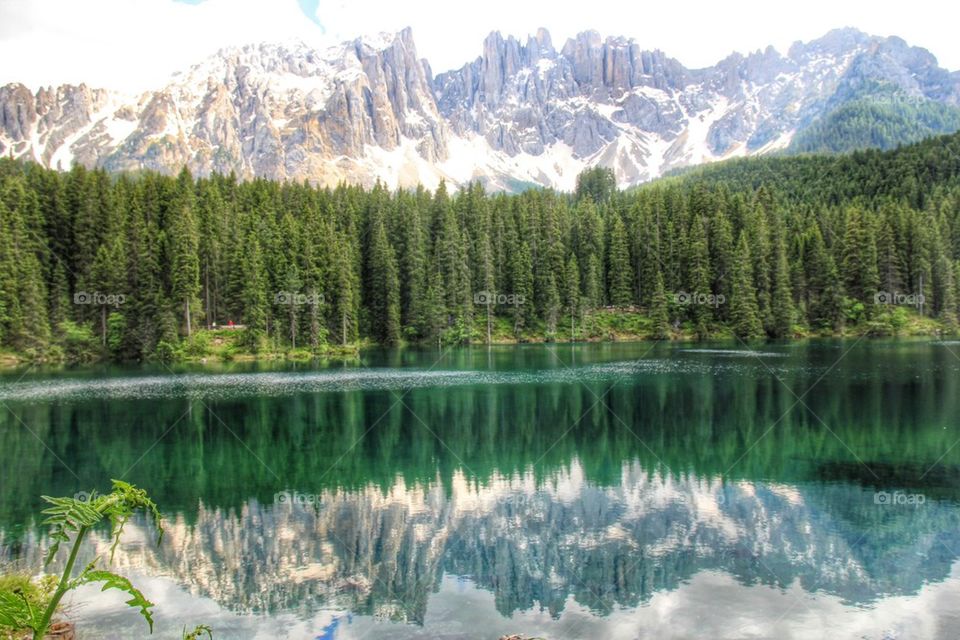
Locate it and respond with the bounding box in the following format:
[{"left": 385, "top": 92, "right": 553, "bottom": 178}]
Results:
[{"left": 2, "top": 340, "right": 960, "bottom": 639}]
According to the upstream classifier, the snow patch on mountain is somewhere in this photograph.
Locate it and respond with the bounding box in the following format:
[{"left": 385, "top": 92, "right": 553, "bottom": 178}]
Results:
[{"left": 2, "top": 26, "right": 958, "bottom": 191}]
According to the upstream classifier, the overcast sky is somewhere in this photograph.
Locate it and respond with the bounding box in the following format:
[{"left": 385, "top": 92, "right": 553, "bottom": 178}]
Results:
[{"left": 0, "top": 0, "right": 957, "bottom": 93}]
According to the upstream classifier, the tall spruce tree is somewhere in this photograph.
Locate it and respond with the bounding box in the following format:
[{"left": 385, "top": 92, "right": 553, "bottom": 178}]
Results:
[
  {"left": 607, "top": 215, "right": 634, "bottom": 306},
  {"left": 770, "top": 235, "right": 795, "bottom": 338},
  {"left": 730, "top": 233, "right": 764, "bottom": 339}
]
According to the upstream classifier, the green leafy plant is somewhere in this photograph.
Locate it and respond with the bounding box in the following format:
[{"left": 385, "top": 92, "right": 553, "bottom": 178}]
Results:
[
  {"left": 0, "top": 480, "right": 163, "bottom": 640},
  {"left": 183, "top": 624, "right": 214, "bottom": 640}
]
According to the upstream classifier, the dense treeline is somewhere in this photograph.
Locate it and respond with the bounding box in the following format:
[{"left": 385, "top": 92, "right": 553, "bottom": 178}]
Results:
[
  {"left": 788, "top": 85, "right": 960, "bottom": 155},
  {"left": 2, "top": 131, "right": 960, "bottom": 361}
]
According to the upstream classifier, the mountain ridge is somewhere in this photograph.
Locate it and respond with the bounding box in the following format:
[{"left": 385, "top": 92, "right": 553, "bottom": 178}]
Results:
[{"left": 1, "top": 26, "right": 958, "bottom": 191}]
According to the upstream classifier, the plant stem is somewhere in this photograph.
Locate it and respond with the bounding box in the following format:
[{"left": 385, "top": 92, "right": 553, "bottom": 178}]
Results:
[{"left": 34, "top": 525, "right": 88, "bottom": 640}]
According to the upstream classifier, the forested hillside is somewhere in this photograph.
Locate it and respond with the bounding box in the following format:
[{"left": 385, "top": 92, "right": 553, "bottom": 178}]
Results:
[
  {"left": 788, "top": 85, "right": 960, "bottom": 155},
  {"left": 1, "top": 131, "right": 960, "bottom": 362}
]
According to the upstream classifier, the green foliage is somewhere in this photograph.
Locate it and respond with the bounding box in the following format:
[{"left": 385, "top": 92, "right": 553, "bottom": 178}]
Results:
[
  {"left": 183, "top": 332, "right": 211, "bottom": 358},
  {"left": 575, "top": 166, "right": 617, "bottom": 204},
  {"left": 69, "top": 566, "right": 155, "bottom": 632},
  {"left": 2, "top": 131, "right": 960, "bottom": 360},
  {"left": 106, "top": 312, "right": 127, "bottom": 356},
  {"left": 183, "top": 624, "right": 214, "bottom": 640},
  {"left": 0, "top": 574, "right": 55, "bottom": 638},
  {"left": 57, "top": 321, "right": 99, "bottom": 363},
  {"left": 649, "top": 270, "right": 671, "bottom": 339},
  {"left": 790, "top": 86, "right": 960, "bottom": 154},
  {"left": 607, "top": 215, "right": 634, "bottom": 307},
  {"left": 154, "top": 340, "right": 177, "bottom": 363},
  {"left": 843, "top": 298, "right": 867, "bottom": 325},
  {"left": 730, "top": 234, "right": 764, "bottom": 339},
  {"left": 40, "top": 480, "right": 163, "bottom": 566},
  {"left": 0, "top": 481, "right": 162, "bottom": 640}
]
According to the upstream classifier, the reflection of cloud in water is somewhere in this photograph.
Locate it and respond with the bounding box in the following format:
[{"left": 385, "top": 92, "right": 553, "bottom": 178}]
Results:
[
  {"left": 62, "top": 545, "right": 960, "bottom": 639},
  {"left": 13, "top": 458, "right": 958, "bottom": 636},
  {"left": 0, "top": 358, "right": 788, "bottom": 402}
]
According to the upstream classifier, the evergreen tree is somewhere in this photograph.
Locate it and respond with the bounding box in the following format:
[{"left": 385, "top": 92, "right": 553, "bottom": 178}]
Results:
[
  {"left": 649, "top": 269, "right": 671, "bottom": 340},
  {"left": 366, "top": 220, "right": 402, "bottom": 345},
  {"left": 730, "top": 233, "right": 764, "bottom": 339},
  {"left": 710, "top": 207, "right": 735, "bottom": 320},
  {"left": 169, "top": 170, "right": 201, "bottom": 336},
  {"left": 331, "top": 236, "right": 359, "bottom": 347},
  {"left": 805, "top": 225, "right": 844, "bottom": 331},
  {"left": 685, "top": 213, "right": 712, "bottom": 338},
  {"left": 564, "top": 255, "right": 580, "bottom": 340},
  {"left": 240, "top": 231, "right": 267, "bottom": 350},
  {"left": 3, "top": 132, "right": 960, "bottom": 359},
  {"left": 770, "top": 235, "right": 795, "bottom": 338},
  {"left": 509, "top": 241, "right": 534, "bottom": 337},
  {"left": 841, "top": 207, "right": 880, "bottom": 304},
  {"left": 283, "top": 264, "right": 302, "bottom": 349},
  {"left": 423, "top": 269, "right": 446, "bottom": 348},
  {"left": 396, "top": 193, "right": 427, "bottom": 335},
  {"left": 607, "top": 215, "right": 634, "bottom": 306}
]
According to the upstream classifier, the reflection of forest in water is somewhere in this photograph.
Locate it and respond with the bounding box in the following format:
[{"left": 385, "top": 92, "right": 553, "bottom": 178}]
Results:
[{"left": 1, "top": 342, "right": 960, "bottom": 622}]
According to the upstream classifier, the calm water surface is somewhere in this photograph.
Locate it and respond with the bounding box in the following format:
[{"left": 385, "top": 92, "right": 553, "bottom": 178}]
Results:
[{"left": 1, "top": 340, "right": 960, "bottom": 639}]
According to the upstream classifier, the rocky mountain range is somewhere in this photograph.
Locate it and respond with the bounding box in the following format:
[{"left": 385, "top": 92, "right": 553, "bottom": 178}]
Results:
[{"left": 1, "top": 26, "right": 959, "bottom": 191}]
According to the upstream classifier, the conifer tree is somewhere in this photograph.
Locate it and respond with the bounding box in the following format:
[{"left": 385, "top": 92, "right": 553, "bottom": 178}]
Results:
[
  {"left": 423, "top": 269, "right": 446, "bottom": 348},
  {"left": 283, "top": 264, "right": 302, "bottom": 349},
  {"left": 730, "top": 233, "right": 764, "bottom": 339},
  {"left": 331, "top": 236, "right": 359, "bottom": 347},
  {"left": 169, "top": 170, "right": 201, "bottom": 336},
  {"left": 805, "top": 225, "right": 844, "bottom": 331},
  {"left": 607, "top": 215, "right": 634, "bottom": 306},
  {"left": 710, "top": 208, "right": 734, "bottom": 319},
  {"left": 770, "top": 235, "right": 795, "bottom": 338},
  {"left": 510, "top": 242, "right": 534, "bottom": 337},
  {"left": 650, "top": 269, "right": 671, "bottom": 340},
  {"left": 564, "top": 255, "right": 580, "bottom": 340},
  {"left": 366, "top": 220, "right": 401, "bottom": 345},
  {"left": 685, "top": 214, "right": 712, "bottom": 338},
  {"left": 240, "top": 231, "right": 267, "bottom": 350},
  {"left": 841, "top": 207, "right": 880, "bottom": 303}
]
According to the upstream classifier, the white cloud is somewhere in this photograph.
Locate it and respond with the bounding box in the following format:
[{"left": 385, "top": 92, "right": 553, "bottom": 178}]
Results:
[
  {"left": 0, "top": 0, "right": 325, "bottom": 93},
  {"left": 317, "top": 0, "right": 960, "bottom": 73},
  {"left": 0, "top": 0, "right": 957, "bottom": 93}
]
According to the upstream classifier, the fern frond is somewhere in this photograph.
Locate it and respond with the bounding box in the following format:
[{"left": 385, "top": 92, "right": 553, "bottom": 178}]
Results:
[{"left": 72, "top": 567, "right": 156, "bottom": 633}]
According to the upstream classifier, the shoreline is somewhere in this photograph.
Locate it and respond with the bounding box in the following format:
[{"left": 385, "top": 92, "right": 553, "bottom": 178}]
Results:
[{"left": 0, "top": 319, "right": 949, "bottom": 370}]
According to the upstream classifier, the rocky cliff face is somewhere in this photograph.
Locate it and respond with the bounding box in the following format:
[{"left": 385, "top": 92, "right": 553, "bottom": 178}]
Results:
[
  {"left": 1, "top": 29, "right": 448, "bottom": 187},
  {"left": 1, "top": 27, "right": 958, "bottom": 191}
]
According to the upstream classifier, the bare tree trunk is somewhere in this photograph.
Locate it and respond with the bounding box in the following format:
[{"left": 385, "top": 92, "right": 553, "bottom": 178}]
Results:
[
  {"left": 185, "top": 299, "right": 192, "bottom": 337},
  {"left": 310, "top": 293, "right": 319, "bottom": 352},
  {"left": 486, "top": 303, "right": 492, "bottom": 344},
  {"left": 290, "top": 307, "right": 296, "bottom": 350},
  {"left": 204, "top": 266, "right": 211, "bottom": 329}
]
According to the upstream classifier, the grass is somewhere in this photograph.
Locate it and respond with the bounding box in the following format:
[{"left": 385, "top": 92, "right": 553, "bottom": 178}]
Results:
[
  {"left": 0, "top": 308, "right": 952, "bottom": 369},
  {"left": 470, "top": 306, "right": 951, "bottom": 345}
]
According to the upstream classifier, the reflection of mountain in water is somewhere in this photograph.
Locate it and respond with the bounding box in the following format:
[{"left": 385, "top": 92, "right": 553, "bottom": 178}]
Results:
[
  {"left": 9, "top": 460, "right": 959, "bottom": 624},
  {"left": 3, "top": 343, "right": 960, "bottom": 628}
]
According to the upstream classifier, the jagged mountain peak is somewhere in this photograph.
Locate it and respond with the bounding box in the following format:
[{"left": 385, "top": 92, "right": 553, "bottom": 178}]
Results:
[
  {"left": 789, "top": 26, "right": 872, "bottom": 57},
  {"left": 1, "top": 27, "right": 958, "bottom": 192}
]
